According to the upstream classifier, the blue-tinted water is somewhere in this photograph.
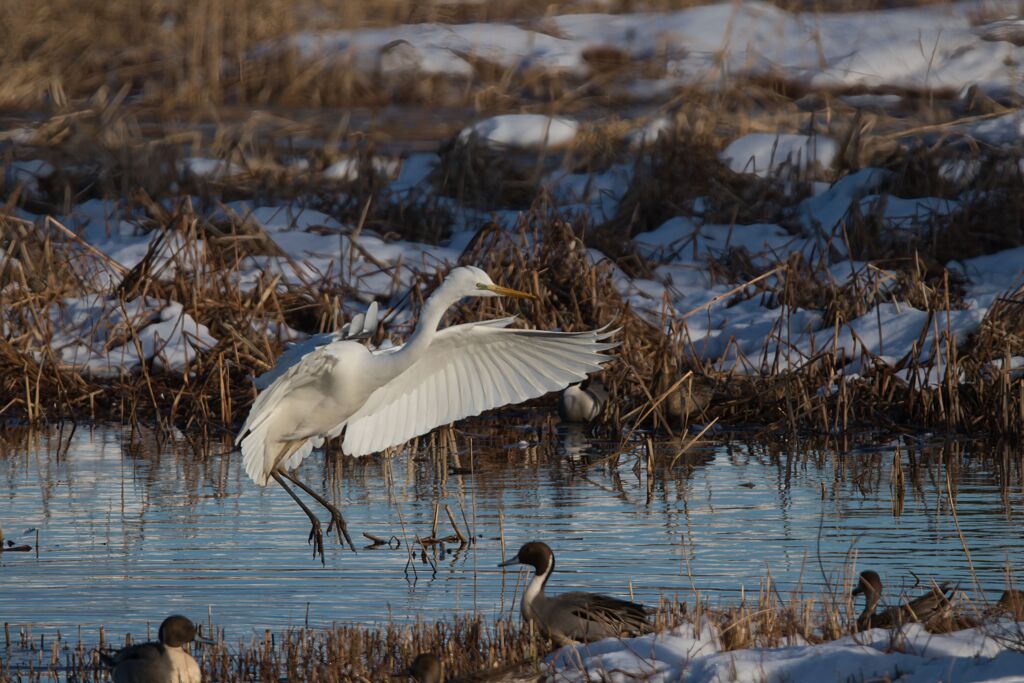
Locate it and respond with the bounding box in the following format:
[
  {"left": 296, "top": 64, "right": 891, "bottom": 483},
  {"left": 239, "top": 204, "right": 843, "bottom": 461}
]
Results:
[{"left": 1, "top": 418, "right": 1022, "bottom": 646}]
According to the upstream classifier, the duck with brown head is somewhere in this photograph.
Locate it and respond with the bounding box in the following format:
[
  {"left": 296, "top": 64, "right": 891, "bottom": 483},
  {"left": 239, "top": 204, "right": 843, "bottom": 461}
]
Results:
[
  {"left": 996, "top": 589, "right": 1024, "bottom": 620},
  {"left": 100, "top": 615, "right": 201, "bottom": 683},
  {"left": 852, "top": 570, "right": 956, "bottom": 631},
  {"left": 499, "top": 541, "right": 651, "bottom": 647},
  {"left": 396, "top": 653, "right": 545, "bottom": 683}
]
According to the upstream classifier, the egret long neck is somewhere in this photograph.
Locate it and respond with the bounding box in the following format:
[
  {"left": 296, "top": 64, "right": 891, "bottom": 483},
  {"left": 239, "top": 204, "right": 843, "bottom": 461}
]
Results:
[{"left": 389, "top": 281, "right": 462, "bottom": 373}]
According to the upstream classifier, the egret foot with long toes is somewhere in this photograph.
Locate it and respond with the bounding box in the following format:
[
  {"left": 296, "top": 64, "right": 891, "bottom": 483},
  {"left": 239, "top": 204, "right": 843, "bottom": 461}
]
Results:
[
  {"left": 306, "top": 519, "right": 325, "bottom": 560},
  {"left": 280, "top": 470, "right": 355, "bottom": 551},
  {"left": 271, "top": 471, "right": 326, "bottom": 563}
]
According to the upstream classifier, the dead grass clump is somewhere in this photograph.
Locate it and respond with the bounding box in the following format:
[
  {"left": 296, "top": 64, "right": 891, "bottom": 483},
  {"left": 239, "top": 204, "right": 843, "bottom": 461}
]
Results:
[
  {"left": 843, "top": 147, "right": 1024, "bottom": 265},
  {"left": 969, "top": 280, "right": 1024, "bottom": 362},
  {"left": 308, "top": 149, "right": 455, "bottom": 245},
  {"left": 432, "top": 138, "right": 543, "bottom": 210},
  {"left": 598, "top": 131, "right": 723, "bottom": 245}
]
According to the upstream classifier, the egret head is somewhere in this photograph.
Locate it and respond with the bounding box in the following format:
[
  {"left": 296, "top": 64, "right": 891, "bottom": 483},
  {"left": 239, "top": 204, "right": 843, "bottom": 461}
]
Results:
[{"left": 445, "top": 265, "right": 537, "bottom": 300}]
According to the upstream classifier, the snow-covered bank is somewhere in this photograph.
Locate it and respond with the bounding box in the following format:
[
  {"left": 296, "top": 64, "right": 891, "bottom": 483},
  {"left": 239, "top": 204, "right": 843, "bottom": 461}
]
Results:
[
  {"left": 550, "top": 621, "right": 1024, "bottom": 682},
  {"left": 278, "top": 1, "right": 1024, "bottom": 97},
  {"left": 9, "top": 130, "right": 1024, "bottom": 389}
]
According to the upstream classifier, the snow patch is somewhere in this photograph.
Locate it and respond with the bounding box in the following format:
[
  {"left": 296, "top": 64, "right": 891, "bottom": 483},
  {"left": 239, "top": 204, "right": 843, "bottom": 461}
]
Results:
[
  {"left": 458, "top": 115, "right": 579, "bottom": 149},
  {"left": 549, "top": 621, "right": 1024, "bottom": 683},
  {"left": 46, "top": 296, "right": 216, "bottom": 376},
  {"left": 720, "top": 133, "right": 837, "bottom": 178}
]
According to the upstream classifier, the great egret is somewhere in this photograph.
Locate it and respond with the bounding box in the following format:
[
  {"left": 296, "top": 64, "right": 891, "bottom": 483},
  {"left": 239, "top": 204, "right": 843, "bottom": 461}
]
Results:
[
  {"left": 237, "top": 266, "right": 617, "bottom": 559},
  {"left": 100, "top": 615, "right": 201, "bottom": 683},
  {"left": 498, "top": 541, "right": 650, "bottom": 645}
]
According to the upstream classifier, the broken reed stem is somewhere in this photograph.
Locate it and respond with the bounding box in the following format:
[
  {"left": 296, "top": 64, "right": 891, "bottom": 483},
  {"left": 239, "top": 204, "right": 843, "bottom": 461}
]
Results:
[
  {"left": 444, "top": 504, "right": 467, "bottom": 545},
  {"left": 668, "top": 418, "right": 719, "bottom": 469}
]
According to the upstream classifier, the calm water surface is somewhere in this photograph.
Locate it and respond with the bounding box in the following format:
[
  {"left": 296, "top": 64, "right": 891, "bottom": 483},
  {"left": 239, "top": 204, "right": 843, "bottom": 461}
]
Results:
[{"left": 1, "top": 417, "right": 1023, "bottom": 645}]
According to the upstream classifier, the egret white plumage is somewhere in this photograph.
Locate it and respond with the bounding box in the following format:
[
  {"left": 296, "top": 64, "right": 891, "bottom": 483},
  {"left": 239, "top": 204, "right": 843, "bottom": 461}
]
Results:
[
  {"left": 251, "top": 301, "right": 379, "bottom": 391},
  {"left": 236, "top": 266, "right": 617, "bottom": 559}
]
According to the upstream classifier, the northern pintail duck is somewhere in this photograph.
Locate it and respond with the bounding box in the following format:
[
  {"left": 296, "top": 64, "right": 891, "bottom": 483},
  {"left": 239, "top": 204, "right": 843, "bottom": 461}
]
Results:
[
  {"left": 499, "top": 541, "right": 650, "bottom": 646},
  {"left": 100, "top": 615, "right": 202, "bottom": 683},
  {"left": 397, "top": 653, "right": 545, "bottom": 683},
  {"left": 852, "top": 570, "right": 956, "bottom": 631},
  {"left": 558, "top": 379, "right": 607, "bottom": 423},
  {"left": 996, "top": 589, "right": 1024, "bottom": 620},
  {"left": 664, "top": 374, "right": 713, "bottom": 425}
]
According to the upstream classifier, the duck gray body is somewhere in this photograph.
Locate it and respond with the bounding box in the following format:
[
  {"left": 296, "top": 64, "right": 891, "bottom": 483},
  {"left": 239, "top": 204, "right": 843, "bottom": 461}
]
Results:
[
  {"left": 852, "top": 570, "right": 956, "bottom": 631},
  {"left": 500, "top": 542, "right": 650, "bottom": 646},
  {"left": 558, "top": 380, "right": 607, "bottom": 423},
  {"left": 101, "top": 615, "right": 201, "bottom": 683},
  {"left": 399, "top": 653, "right": 545, "bottom": 683}
]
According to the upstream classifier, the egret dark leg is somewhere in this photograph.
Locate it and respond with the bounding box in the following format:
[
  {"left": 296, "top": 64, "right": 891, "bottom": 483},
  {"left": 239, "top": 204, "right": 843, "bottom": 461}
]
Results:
[
  {"left": 271, "top": 471, "right": 325, "bottom": 563},
  {"left": 281, "top": 470, "right": 356, "bottom": 552}
]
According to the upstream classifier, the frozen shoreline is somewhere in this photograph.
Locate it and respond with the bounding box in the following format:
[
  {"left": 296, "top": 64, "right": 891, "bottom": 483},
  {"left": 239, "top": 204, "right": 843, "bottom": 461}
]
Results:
[
  {"left": 548, "top": 620, "right": 1024, "bottom": 682},
  {"left": 279, "top": 0, "right": 1024, "bottom": 97}
]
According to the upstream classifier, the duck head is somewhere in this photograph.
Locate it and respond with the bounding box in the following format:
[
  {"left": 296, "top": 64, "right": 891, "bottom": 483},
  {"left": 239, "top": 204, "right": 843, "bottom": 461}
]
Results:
[
  {"left": 158, "top": 615, "right": 197, "bottom": 648},
  {"left": 499, "top": 541, "right": 554, "bottom": 576},
  {"left": 852, "top": 571, "right": 883, "bottom": 601}
]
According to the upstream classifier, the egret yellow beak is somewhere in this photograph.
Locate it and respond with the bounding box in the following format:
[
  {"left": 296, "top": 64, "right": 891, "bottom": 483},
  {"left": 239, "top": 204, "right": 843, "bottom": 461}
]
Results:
[{"left": 479, "top": 283, "right": 538, "bottom": 300}]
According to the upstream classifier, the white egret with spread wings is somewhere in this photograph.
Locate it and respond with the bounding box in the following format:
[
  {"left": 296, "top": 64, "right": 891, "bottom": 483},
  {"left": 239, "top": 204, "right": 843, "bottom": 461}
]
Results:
[{"left": 236, "top": 266, "right": 617, "bottom": 559}]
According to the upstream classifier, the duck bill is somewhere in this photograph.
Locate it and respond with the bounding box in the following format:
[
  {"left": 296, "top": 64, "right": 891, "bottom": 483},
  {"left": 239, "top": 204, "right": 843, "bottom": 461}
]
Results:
[
  {"left": 851, "top": 586, "right": 863, "bottom": 596},
  {"left": 484, "top": 284, "right": 538, "bottom": 300},
  {"left": 391, "top": 668, "right": 413, "bottom": 679},
  {"left": 498, "top": 557, "right": 521, "bottom": 568}
]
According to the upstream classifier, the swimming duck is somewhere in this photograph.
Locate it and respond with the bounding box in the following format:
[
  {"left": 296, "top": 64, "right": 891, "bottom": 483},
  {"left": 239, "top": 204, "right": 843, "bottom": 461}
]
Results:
[
  {"left": 852, "top": 570, "right": 956, "bottom": 631},
  {"left": 558, "top": 379, "right": 607, "bottom": 423},
  {"left": 100, "top": 615, "right": 202, "bottom": 683},
  {"left": 499, "top": 541, "right": 650, "bottom": 646},
  {"left": 396, "top": 652, "right": 544, "bottom": 683}
]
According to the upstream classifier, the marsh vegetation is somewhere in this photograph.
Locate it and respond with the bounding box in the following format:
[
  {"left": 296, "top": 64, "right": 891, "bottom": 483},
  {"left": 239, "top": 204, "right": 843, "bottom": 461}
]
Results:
[{"left": 2, "top": 0, "right": 1024, "bottom": 680}]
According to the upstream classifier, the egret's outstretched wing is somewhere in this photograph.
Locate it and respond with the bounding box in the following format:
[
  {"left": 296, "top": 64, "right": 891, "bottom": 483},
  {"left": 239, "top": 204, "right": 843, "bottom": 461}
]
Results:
[
  {"left": 342, "top": 323, "right": 618, "bottom": 456},
  {"left": 252, "top": 302, "right": 379, "bottom": 390}
]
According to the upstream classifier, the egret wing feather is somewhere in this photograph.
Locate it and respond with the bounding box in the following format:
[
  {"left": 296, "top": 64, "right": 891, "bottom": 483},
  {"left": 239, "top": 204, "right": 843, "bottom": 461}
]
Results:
[
  {"left": 359, "top": 301, "right": 379, "bottom": 336},
  {"left": 252, "top": 331, "right": 339, "bottom": 391},
  {"left": 252, "top": 302, "right": 381, "bottom": 390},
  {"left": 237, "top": 348, "right": 338, "bottom": 445},
  {"left": 342, "top": 323, "right": 616, "bottom": 456}
]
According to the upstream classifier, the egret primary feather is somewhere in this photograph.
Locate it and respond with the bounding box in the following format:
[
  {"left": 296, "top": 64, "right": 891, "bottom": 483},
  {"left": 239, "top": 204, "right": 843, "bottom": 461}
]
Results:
[{"left": 235, "top": 266, "right": 617, "bottom": 560}]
